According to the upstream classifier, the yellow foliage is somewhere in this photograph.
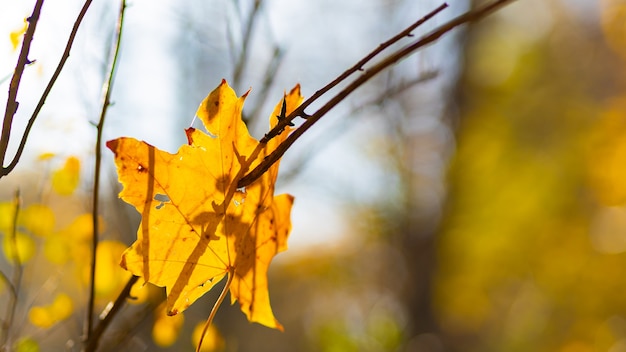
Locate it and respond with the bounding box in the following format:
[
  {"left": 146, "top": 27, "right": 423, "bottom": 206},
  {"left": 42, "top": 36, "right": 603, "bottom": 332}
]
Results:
[
  {"left": 50, "top": 293, "right": 73, "bottom": 321},
  {"left": 152, "top": 302, "right": 185, "bottom": 347},
  {"left": 600, "top": 0, "right": 626, "bottom": 59},
  {"left": 128, "top": 280, "right": 153, "bottom": 304},
  {"left": 37, "top": 152, "right": 55, "bottom": 161},
  {"left": 13, "top": 337, "right": 40, "bottom": 352},
  {"left": 28, "top": 293, "right": 74, "bottom": 329},
  {"left": 28, "top": 307, "right": 55, "bottom": 329},
  {"left": 89, "top": 240, "right": 131, "bottom": 299},
  {"left": 43, "top": 234, "right": 70, "bottom": 264},
  {"left": 3, "top": 231, "right": 36, "bottom": 264},
  {"left": 587, "top": 98, "right": 626, "bottom": 206},
  {"left": 9, "top": 21, "right": 27, "bottom": 51},
  {"left": 108, "top": 80, "right": 300, "bottom": 329},
  {"left": 0, "top": 202, "right": 15, "bottom": 233},
  {"left": 19, "top": 204, "right": 55, "bottom": 237},
  {"left": 62, "top": 213, "right": 103, "bottom": 242},
  {"left": 192, "top": 323, "right": 224, "bottom": 352},
  {"left": 51, "top": 156, "right": 80, "bottom": 196}
]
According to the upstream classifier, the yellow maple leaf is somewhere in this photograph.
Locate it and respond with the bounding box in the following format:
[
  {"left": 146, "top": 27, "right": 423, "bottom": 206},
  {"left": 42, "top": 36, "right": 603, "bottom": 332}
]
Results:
[
  {"left": 107, "top": 80, "right": 302, "bottom": 330},
  {"left": 51, "top": 156, "right": 81, "bottom": 196}
]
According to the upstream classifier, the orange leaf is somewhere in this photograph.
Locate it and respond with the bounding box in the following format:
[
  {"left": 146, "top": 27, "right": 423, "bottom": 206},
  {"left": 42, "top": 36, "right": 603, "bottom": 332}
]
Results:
[{"left": 107, "top": 80, "right": 302, "bottom": 330}]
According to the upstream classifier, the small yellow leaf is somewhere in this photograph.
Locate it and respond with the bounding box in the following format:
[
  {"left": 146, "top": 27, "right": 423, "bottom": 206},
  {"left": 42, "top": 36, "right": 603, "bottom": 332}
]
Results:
[
  {"left": 3, "top": 231, "right": 36, "bottom": 264},
  {"left": 0, "top": 202, "right": 15, "bottom": 233},
  {"left": 50, "top": 293, "right": 73, "bottom": 321},
  {"left": 19, "top": 204, "right": 55, "bottom": 237},
  {"left": 43, "top": 234, "right": 70, "bottom": 264},
  {"left": 51, "top": 156, "right": 80, "bottom": 196},
  {"left": 14, "top": 337, "right": 40, "bottom": 352},
  {"left": 10, "top": 21, "right": 28, "bottom": 51},
  {"left": 37, "top": 152, "right": 55, "bottom": 161},
  {"left": 128, "top": 280, "right": 152, "bottom": 304},
  {"left": 152, "top": 303, "right": 185, "bottom": 347},
  {"left": 61, "top": 213, "right": 104, "bottom": 242},
  {"left": 91, "top": 241, "right": 131, "bottom": 299},
  {"left": 28, "top": 307, "right": 55, "bottom": 328},
  {"left": 152, "top": 319, "right": 181, "bottom": 347},
  {"left": 192, "top": 323, "right": 224, "bottom": 352},
  {"left": 28, "top": 293, "right": 73, "bottom": 329}
]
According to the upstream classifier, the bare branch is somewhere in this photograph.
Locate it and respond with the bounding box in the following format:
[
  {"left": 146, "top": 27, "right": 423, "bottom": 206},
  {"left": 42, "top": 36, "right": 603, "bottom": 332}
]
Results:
[
  {"left": 0, "top": 0, "right": 45, "bottom": 172},
  {"left": 84, "top": 0, "right": 127, "bottom": 342},
  {"left": 1, "top": 0, "right": 95, "bottom": 178},
  {"left": 238, "top": 0, "right": 516, "bottom": 188},
  {"left": 84, "top": 276, "right": 139, "bottom": 352}
]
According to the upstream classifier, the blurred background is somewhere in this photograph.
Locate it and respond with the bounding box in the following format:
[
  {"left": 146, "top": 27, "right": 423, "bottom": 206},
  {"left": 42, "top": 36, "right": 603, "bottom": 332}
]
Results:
[{"left": 1, "top": 0, "right": 625, "bottom": 351}]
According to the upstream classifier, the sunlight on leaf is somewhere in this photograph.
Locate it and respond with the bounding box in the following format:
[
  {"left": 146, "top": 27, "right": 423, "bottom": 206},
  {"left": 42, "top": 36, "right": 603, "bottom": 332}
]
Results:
[
  {"left": 108, "top": 80, "right": 302, "bottom": 330},
  {"left": 51, "top": 156, "right": 80, "bottom": 196}
]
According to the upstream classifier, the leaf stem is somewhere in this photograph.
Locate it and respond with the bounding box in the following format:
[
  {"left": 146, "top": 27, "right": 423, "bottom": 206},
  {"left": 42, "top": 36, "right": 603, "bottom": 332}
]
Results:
[
  {"left": 85, "top": 0, "right": 127, "bottom": 342},
  {"left": 238, "top": 0, "right": 516, "bottom": 188},
  {"left": 196, "top": 269, "right": 234, "bottom": 352},
  {"left": 0, "top": 0, "right": 94, "bottom": 178}
]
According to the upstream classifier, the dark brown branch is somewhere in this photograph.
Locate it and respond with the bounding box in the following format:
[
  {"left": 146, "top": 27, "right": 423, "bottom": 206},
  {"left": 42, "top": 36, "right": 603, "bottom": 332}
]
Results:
[
  {"left": 83, "top": 276, "right": 139, "bottom": 352},
  {"left": 279, "top": 71, "right": 438, "bottom": 184},
  {"left": 238, "top": 0, "right": 515, "bottom": 188},
  {"left": 84, "top": 0, "right": 127, "bottom": 342},
  {"left": 0, "top": 0, "right": 44, "bottom": 171},
  {"left": 0, "top": 0, "right": 94, "bottom": 178}
]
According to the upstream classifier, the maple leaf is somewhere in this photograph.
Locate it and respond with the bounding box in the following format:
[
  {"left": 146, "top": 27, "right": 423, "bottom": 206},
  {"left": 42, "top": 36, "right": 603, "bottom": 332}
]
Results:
[{"left": 107, "top": 80, "right": 303, "bottom": 330}]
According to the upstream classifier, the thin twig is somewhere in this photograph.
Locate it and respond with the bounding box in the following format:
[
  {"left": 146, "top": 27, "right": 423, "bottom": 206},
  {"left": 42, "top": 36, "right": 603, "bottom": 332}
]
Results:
[
  {"left": 232, "top": 0, "right": 262, "bottom": 91},
  {"left": 196, "top": 270, "right": 234, "bottom": 352},
  {"left": 261, "top": 2, "right": 448, "bottom": 144},
  {"left": 238, "top": 0, "right": 516, "bottom": 188},
  {"left": 85, "top": 0, "right": 127, "bottom": 342},
  {"left": 1, "top": 190, "right": 22, "bottom": 351},
  {"left": 279, "top": 71, "right": 438, "bottom": 184},
  {"left": 0, "top": 0, "right": 44, "bottom": 171},
  {"left": 0, "top": 0, "right": 95, "bottom": 178},
  {"left": 244, "top": 46, "right": 284, "bottom": 125},
  {"left": 84, "top": 276, "right": 139, "bottom": 352}
]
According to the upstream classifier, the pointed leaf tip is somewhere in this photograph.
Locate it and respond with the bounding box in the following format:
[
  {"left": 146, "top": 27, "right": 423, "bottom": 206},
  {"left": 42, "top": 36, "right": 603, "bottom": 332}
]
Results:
[{"left": 106, "top": 139, "right": 118, "bottom": 152}]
